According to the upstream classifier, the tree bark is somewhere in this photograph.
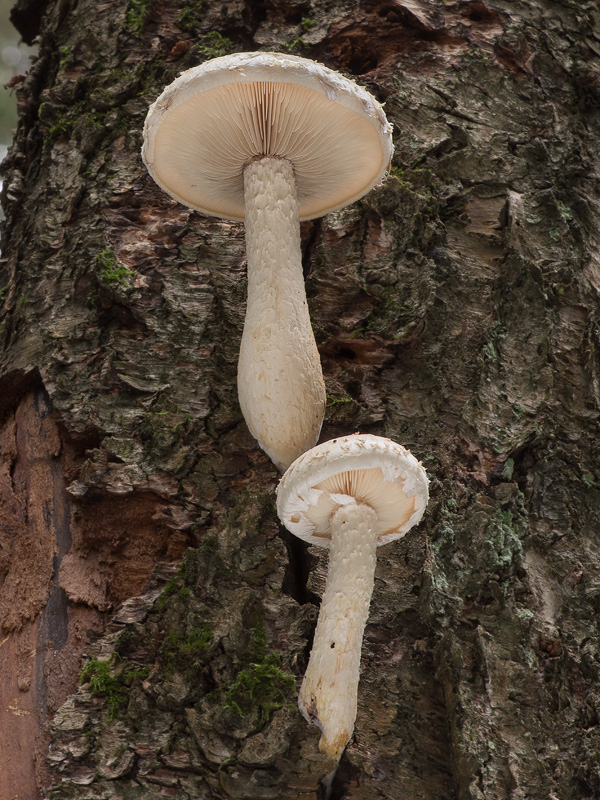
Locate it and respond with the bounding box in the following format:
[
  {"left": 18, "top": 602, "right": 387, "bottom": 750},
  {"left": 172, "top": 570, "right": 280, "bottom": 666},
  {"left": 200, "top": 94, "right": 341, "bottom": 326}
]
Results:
[{"left": 1, "top": 0, "right": 600, "bottom": 797}]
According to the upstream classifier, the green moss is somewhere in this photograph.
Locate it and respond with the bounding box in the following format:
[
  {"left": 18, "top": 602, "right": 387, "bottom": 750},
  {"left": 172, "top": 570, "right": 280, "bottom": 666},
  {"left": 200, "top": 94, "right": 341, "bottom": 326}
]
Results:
[
  {"left": 126, "top": 0, "right": 156, "bottom": 31},
  {"left": 80, "top": 656, "right": 150, "bottom": 720},
  {"left": 153, "top": 558, "right": 214, "bottom": 674},
  {"left": 389, "top": 165, "right": 406, "bottom": 180},
  {"left": 46, "top": 116, "right": 74, "bottom": 140},
  {"left": 96, "top": 248, "right": 135, "bottom": 288},
  {"left": 198, "top": 32, "right": 232, "bottom": 59},
  {"left": 326, "top": 393, "right": 353, "bottom": 407},
  {"left": 282, "top": 37, "right": 305, "bottom": 52},
  {"left": 87, "top": 288, "right": 99, "bottom": 308},
  {"left": 281, "top": 16, "right": 315, "bottom": 51},
  {"left": 42, "top": 91, "right": 113, "bottom": 143},
  {"left": 225, "top": 659, "right": 295, "bottom": 723},
  {"left": 156, "top": 574, "right": 181, "bottom": 611},
  {"left": 224, "top": 621, "right": 295, "bottom": 726},
  {"left": 178, "top": 7, "right": 195, "bottom": 30},
  {"left": 253, "top": 619, "right": 268, "bottom": 654},
  {"left": 178, "top": 1, "right": 205, "bottom": 31},
  {"left": 156, "top": 556, "right": 200, "bottom": 611},
  {"left": 162, "top": 627, "right": 213, "bottom": 672},
  {"left": 58, "top": 45, "right": 73, "bottom": 71}
]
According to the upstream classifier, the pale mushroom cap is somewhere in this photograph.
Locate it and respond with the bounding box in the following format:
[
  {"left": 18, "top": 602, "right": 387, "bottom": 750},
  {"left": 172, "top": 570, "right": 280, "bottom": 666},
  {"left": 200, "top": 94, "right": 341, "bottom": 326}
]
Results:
[
  {"left": 276, "top": 434, "right": 429, "bottom": 547},
  {"left": 142, "top": 51, "right": 393, "bottom": 222}
]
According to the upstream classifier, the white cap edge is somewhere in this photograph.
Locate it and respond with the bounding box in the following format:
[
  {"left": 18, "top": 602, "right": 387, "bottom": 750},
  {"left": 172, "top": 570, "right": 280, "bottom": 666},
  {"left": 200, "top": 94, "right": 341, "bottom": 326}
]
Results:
[{"left": 276, "top": 434, "right": 429, "bottom": 548}]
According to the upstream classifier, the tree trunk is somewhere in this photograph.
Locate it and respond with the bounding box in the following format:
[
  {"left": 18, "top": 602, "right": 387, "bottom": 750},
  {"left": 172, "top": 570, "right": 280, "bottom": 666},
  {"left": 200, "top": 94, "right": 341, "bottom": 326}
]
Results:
[{"left": 1, "top": 0, "right": 599, "bottom": 797}]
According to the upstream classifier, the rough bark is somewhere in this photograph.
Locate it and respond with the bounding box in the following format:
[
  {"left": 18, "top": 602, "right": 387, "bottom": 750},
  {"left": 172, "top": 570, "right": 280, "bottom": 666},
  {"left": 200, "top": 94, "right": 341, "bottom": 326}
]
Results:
[{"left": 1, "top": 0, "right": 600, "bottom": 798}]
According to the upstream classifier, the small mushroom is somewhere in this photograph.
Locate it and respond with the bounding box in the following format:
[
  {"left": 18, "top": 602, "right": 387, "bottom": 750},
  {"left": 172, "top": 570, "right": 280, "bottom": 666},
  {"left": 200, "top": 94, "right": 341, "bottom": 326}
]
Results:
[
  {"left": 142, "top": 52, "right": 393, "bottom": 471},
  {"left": 276, "top": 434, "right": 429, "bottom": 759}
]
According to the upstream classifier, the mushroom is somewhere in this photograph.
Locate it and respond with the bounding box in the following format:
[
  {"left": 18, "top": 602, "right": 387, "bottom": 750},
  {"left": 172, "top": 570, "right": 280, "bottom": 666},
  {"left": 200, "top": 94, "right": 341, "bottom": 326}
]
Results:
[
  {"left": 142, "top": 52, "right": 393, "bottom": 471},
  {"left": 276, "top": 433, "right": 429, "bottom": 759}
]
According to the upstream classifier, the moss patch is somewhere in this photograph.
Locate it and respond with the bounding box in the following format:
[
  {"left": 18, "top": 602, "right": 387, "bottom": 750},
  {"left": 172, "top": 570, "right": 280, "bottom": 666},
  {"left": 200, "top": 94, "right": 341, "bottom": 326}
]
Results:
[
  {"left": 80, "top": 655, "right": 150, "bottom": 720},
  {"left": 224, "top": 621, "right": 296, "bottom": 726}
]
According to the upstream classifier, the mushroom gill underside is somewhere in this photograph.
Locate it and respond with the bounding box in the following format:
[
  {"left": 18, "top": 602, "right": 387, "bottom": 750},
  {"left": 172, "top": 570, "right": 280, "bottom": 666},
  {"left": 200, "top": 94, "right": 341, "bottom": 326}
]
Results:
[
  {"left": 150, "top": 79, "right": 386, "bottom": 220},
  {"left": 309, "top": 468, "right": 416, "bottom": 540}
]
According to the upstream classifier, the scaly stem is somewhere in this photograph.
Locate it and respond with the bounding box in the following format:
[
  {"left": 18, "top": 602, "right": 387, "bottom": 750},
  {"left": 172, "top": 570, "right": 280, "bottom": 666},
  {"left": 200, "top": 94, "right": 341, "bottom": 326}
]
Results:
[
  {"left": 239, "top": 156, "right": 326, "bottom": 472},
  {"left": 299, "top": 501, "right": 378, "bottom": 760}
]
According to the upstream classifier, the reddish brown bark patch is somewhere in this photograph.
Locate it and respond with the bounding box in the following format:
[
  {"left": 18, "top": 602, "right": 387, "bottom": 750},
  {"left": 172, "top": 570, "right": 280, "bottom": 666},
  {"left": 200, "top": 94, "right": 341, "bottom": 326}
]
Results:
[
  {"left": 0, "top": 621, "right": 41, "bottom": 800},
  {"left": 0, "top": 392, "right": 59, "bottom": 633},
  {"left": 61, "top": 492, "right": 188, "bottom": 609},
  {"left": 0, "top": 385, "right": 190, "bottom": 795}
]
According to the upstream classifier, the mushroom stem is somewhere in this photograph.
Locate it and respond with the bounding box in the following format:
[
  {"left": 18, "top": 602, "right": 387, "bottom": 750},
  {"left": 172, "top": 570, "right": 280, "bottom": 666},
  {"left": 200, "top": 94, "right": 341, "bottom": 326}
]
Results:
[
  {"left": 299, "top": 501, "right": 379, "bottom": 760},
  {"left": 239, "top": 156, "right": 326, "bottom": 472}
]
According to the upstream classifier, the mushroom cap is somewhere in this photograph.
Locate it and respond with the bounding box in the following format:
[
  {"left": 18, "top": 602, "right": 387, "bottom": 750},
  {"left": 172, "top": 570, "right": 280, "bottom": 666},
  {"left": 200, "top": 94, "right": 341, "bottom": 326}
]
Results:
[
  {"left": 276, "top": 434, "right": 429, "bottom": 547},
  {"left": 142, "top": 51, "right": 393, "bottom": 222}
]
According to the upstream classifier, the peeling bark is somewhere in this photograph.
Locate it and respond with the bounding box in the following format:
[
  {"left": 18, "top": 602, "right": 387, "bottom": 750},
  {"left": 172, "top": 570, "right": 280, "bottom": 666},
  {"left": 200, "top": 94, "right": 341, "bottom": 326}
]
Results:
[{"left": 1, "top": 0, "right": 600, "bottom": 797}]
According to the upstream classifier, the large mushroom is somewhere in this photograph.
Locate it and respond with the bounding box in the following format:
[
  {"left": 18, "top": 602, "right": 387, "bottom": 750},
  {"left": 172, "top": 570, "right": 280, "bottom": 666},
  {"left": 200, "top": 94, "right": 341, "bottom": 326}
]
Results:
[
  {"left": 142, "top": 52, "right": 393, "bottom": 471},
  {"left": 276, "top": 434, "right": 429, "bottom": 759}
]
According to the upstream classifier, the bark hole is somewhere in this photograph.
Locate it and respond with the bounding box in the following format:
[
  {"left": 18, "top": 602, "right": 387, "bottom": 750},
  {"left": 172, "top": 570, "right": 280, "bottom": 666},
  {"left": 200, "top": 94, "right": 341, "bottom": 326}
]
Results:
[
  {"left": 279, "top": 527, "right": 320, "bottom": 606},
  {"left": 317, "top": 756, "right": 357, "bottom": 800}
]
